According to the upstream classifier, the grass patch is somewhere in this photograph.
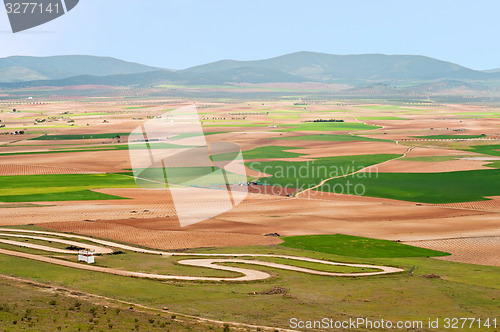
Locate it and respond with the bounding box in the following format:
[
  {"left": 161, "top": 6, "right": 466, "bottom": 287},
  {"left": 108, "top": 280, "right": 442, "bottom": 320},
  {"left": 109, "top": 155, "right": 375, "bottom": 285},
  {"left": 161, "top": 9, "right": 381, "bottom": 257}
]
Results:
[
  {"left": 275, "top": 122, "right": 381, "bottom": 132},
  {"left": 464, "top": 144, "right": 500, "bottom": 157},
  {"left": 0, "top": 174, "right": 136, "bottom": 202},
  {"left": 0, "top": 190, "right": 126, "bottom": 203},
  {"left": 248, "top": 154, "right": 399, "bottom": 189},
  {"left": 202, "top": 123, "right": 270, "bottom": 128},
  {"left": 412, "top": 134, "right": 487, "bottom": 140},
  {"left": 401, "top": 156, "right": 459, "bottom": 162},
  {"left": 272, "top": 134, "right": 391, "bottom": 142},
  {"left": 212, "top": 146, "right": 306, "bottom": 162},
  {"left": 280, "top": 234, "right": 449, "bottom": 258},
  {"left": 0, "top": 276, "right": 213, "bottom": 331},
  {"left": 354, "top": 105, "right": 426, "bottom": 111},
  {"left": 321, "top": 169, "right": 500, "bottom": 203},
  {"left": 0, "top": 203, "right": 48, "bottom": 208},
  {"left": 29, "top": 133, "right": 130, "bottom": 140},
  {"left": 356, "top": 116, "right": 409, "bottom": 120},
  {"left": 239, "top": 256, "right": 380, "bottom": 273},
  {"left": 242, "top": 146, "right": 307, "bottom": 159},
  {"left": 484, "top": 161, "right": 500, "bottom": 169}
]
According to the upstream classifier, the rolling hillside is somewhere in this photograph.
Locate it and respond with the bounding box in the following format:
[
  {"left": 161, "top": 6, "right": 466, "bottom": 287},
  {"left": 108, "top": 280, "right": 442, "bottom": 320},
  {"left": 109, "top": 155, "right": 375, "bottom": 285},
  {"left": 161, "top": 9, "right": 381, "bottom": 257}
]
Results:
[
  {"left": 1, "top": 52, "right": 499, "bottom": 87},
  {"left": 183, "top": 51, "right": 491, "bottom": 81},
  {"left": 0, "top": 55, "right": 161, "bottom": 83}
]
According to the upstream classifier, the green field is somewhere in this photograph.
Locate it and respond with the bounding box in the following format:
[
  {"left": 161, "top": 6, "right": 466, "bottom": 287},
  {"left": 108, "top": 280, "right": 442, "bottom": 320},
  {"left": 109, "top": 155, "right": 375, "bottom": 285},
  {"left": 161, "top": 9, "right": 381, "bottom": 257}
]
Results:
[
  {"left": 354, "top": 105, "right": 427, "bottom": 111},
  {"left": 248, "top": 154, "right": 400, "bottom": 189},
  {"left": 242, "top": 146, "right": 307, "bottom": 159},
  {"left": 21, "top": 112, "right": 108, "bottom": 119},
  {"left": 356, "top": 116, "right": 409, "bottom": 120},
  {"left": 29, "top": 133, "right": 130, "bottom": 140},
  {"left": 57, "top": 142, "right": 191, "bottom": 151},
  {"left": 485, "top": 160, "right": 500, "bottom": 169},
  {"left": 465, "top": 144, "right": 500, "bottom": 157},
  {"left": 0, "top": 190, "right": 126, "bottom": 203},
  {"left": 212, "top": 145, "right": 307, "bottom": 162},
  {"left": 412, "top": 134, "right": 487, "bottom": 140},
  {"left": 202, "top": 123, "right": 270, "bottom": 128},
  {"left": 280, "top": 234, "right": 449, "bottom": 258},
  {"left": 320, "top": 169, "right": 500, "bottom": 203},
  {"left": 275, "top": 122, "right": 381, "bottom": 132},
  {"left": 272, "top": 134, "right": 391, "bottom": 142},
  {"left": 401, "top": 156, "right": 459, "bottom": 162},
  {"left": 0, "top": 174, "right": 136, "bottom": 202}
]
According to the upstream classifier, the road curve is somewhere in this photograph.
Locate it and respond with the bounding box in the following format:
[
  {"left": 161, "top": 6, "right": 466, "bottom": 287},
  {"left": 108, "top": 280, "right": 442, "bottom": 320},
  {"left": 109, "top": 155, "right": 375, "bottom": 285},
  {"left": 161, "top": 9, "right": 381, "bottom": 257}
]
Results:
[
  {"left": 0, "top": 228, "right": 404, "bottom": 281},
  {"left": 0, "top": 232, "right": 112, "bottom": 254}
]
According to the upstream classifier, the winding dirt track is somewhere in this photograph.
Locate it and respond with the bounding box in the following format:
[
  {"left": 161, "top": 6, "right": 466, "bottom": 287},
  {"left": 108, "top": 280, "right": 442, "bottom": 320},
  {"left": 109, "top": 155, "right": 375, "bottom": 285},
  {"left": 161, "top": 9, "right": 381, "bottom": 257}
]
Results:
[{"left": 0, "top": 229, "right": 403, "bottom": 281}]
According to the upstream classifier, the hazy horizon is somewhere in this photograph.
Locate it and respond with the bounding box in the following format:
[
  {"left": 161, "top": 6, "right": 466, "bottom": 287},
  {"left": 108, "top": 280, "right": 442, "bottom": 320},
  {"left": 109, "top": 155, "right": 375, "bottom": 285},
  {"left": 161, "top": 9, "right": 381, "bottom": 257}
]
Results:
[
  {"left": 1, "top": 51, "right": 498, "bottom": 72},
  {"left": 1, "top": 0, "right": 499, "bottom": 70}
]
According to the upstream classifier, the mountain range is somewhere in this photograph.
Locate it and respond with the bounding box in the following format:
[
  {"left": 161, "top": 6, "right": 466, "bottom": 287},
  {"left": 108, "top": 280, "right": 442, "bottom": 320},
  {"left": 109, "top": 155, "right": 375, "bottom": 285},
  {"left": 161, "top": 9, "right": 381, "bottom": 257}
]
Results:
[{"left": 1, "top": 52, "right": 499, "bottom": 88}]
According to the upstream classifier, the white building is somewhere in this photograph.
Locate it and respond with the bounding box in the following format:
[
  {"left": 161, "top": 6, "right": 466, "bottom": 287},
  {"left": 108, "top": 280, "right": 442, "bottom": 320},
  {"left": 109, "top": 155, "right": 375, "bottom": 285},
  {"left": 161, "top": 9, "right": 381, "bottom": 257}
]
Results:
[{"left": 78, "top": 249, "right": 95, "bottom": 264}]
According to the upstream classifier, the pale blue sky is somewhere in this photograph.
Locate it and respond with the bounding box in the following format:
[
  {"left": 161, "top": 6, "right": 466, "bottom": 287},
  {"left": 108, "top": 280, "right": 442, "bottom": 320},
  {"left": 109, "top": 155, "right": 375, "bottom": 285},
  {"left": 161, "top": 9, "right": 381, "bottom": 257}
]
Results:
[{"left": 0, "top": 0, "right": 499, "bottom": 70}]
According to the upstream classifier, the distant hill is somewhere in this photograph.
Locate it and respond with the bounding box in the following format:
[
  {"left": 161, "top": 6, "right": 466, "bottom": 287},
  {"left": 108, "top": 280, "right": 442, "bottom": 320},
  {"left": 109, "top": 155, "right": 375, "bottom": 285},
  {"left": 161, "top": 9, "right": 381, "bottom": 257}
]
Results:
[
  {"left": 0, "top": 55, "right": 161, "bottom": 83},
  {"left": 481, "top": 68, "right": 500, "bottom": 73},
  {"left": 1, "top": 52, "right": 500, "bottom": 88},
  {"left": 182, "top": 52, "right": 491, "bottom": 81}
]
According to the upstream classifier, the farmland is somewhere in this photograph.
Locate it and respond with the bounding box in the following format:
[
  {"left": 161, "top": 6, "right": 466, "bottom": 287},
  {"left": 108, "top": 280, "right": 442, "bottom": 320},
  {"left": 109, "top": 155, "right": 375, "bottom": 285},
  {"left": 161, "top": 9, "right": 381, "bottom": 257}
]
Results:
[
  {"left": 279, "top": 234, "right": 450, "bottom": 258},
  {"left": 0, "top": 174, "right": 136, "bottom": 202},
  {"left": 0, "top": 227, "right": 497, "bottom": 330},
  {"left": 275, "top": 122, "right": 381, "bottom": 132},
  {"left": 320, "top": 169, "right": 500, "bottom": 203},
  {"left": 272, "top": 133, "right": 391, "bottom": 142},
  {"left": 0, "top": 94, "right": 500, "bottom": 330}
]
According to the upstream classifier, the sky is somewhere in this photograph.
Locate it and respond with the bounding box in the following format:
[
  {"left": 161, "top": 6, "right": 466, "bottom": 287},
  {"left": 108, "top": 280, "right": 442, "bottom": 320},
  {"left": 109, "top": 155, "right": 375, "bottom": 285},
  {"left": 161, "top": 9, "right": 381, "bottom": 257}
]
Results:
[{"left": 0, "top": 0, "right": 499, "bottom": 70}]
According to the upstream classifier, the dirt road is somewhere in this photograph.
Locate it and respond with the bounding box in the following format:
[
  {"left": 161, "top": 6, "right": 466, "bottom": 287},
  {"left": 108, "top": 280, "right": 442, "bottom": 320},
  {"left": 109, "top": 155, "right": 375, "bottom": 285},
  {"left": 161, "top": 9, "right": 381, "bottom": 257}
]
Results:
[{"left": 0, "top": 228, "right": 404, "bottom": 281}]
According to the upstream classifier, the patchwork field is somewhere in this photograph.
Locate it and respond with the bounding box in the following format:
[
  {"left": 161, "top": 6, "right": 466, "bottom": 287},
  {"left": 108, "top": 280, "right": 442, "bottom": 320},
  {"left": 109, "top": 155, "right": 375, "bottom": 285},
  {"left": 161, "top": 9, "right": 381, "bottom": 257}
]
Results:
[{"left": 1, "top": 97, "right": 499, "bottom": 330}]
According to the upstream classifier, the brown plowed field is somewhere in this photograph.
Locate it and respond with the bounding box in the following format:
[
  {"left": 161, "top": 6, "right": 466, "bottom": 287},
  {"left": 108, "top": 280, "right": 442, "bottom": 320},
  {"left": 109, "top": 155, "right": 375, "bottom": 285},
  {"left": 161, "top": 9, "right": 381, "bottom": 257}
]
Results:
[
  {"left": 42, "top": 221, "right": 282, "bottom": 250},
  {"left": 404, "top": 237, "right": 500, "bottom": 267},
  {"left": 0, "top": 150, "right": 132, "bottom": 173},
  {"left": 428, "top": 196, "right": 500, "bottom": 212},
  {"left": 0, "top": 164, "right": 102, "bottom": 176}
]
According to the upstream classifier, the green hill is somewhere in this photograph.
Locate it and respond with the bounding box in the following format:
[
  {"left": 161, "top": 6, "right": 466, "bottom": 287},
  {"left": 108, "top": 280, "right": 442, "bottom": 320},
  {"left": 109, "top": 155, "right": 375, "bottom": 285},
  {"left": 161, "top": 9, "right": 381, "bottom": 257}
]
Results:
[{"left": 0, "top": 55, "right": 161, "bottom": 83}]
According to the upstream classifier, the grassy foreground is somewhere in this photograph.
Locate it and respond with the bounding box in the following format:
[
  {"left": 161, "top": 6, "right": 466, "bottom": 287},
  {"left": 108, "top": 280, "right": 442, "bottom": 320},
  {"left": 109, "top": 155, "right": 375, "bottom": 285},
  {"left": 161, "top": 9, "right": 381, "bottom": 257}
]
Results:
[
  {"left": 0, "top": 277, "right": 222, "bottom": 331},
  {"left": 0, "top": 228, "right": 498, "bottom": 330}
]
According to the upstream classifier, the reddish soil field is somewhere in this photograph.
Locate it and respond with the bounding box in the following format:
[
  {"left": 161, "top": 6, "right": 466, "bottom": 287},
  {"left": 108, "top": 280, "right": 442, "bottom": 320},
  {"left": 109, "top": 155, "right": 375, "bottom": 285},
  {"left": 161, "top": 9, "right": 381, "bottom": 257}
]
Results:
[
  {"left": 428, "top": 196, "right": 500, "bottom": 212},
  {"left": 42, "top": 220, "right": 282, "bottom": 250},
  {"left": 404, "top": 237, "right": 500, "bottom": 267},
  {"left": 0, "top": 164, "right": 102, "bottom": 176},
  {"left": 0, "top": 150, "right": 132, "bottom": 173}
]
